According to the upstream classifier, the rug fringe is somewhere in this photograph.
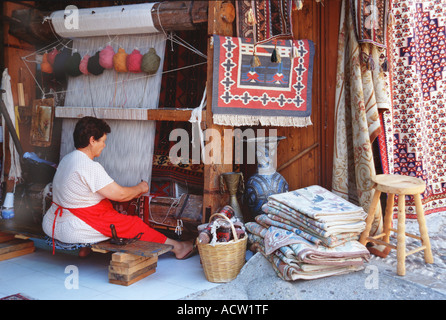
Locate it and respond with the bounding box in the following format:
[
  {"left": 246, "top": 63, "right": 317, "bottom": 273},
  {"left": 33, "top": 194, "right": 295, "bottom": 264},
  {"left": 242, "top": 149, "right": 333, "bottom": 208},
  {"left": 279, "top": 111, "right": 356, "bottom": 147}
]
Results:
[{"left": 213, "top": 114, "right": 312, "bottom": 127}]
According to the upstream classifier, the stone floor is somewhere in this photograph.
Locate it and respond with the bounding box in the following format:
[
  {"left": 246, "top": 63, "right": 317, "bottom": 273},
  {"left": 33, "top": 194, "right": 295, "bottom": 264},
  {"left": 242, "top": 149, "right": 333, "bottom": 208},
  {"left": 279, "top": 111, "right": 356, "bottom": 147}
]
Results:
[{"left": 370, "top": 212, "right": 446, "bottom": 285}]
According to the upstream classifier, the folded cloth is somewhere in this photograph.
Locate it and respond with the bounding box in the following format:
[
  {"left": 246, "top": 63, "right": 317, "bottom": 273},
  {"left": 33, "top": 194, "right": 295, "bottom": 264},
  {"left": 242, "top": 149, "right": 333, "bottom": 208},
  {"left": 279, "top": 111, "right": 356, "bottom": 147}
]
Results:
[
  {"left": 247, "top": 223, "right": 370, "bottom": 265},
  {"left": 256, "top": 214, "right": 360, "bottom": 247},
  {"left": 264, "top": 204, "right": 366, "bottom": 236},
  {"left": 246, "top": 222, "right": 368, "bottom": 280},
  {"left": 268, "top": 253, "right": 364, "bottom": 281},
  {"left": 267, "top": 185, "right": 367, "bottom": 222}
]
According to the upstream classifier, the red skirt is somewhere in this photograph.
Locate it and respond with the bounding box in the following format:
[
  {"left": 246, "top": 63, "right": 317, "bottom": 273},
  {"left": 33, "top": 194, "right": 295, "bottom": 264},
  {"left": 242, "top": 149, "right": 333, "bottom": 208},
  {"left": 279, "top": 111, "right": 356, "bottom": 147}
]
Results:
[{"left": 54, "top": 198, "right": 167, "bottom": 244}]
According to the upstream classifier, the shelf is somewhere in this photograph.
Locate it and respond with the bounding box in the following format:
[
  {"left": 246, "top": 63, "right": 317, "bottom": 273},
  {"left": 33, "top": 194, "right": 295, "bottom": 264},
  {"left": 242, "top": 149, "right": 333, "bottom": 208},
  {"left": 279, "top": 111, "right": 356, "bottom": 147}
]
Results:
[{"left": 55, "top": 106, "right": 205, "bottom": 122}]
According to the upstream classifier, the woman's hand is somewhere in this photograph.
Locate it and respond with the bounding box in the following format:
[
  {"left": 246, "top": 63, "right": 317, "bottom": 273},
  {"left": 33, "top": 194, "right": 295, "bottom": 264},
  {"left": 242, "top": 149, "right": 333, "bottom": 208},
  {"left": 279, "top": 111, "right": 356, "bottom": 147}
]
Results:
[
  {"left": 98, "top": 180, "right": 149, "bottom": 202},
  {"left": 137, "top": 180, "right": 149, "bottom": 196}
]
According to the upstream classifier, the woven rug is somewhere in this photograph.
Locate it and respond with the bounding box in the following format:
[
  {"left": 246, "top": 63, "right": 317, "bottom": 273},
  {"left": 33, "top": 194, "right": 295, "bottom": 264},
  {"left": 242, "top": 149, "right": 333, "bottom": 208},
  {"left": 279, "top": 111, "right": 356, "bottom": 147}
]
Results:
[
  {"left": 0, "top": 293, "right": 33, "bottom": 300},
  {"left": 212, "top": 35, "right": 314, "bottom": 127},
  {"left": 350, "top": 0, "right": 388, "bottom": 48},
  {"left": 235, "top": 0, "right": 293, "bottom": 43},
  {"left": 379, "top": 0, "right": 446, "bottom": 218}
]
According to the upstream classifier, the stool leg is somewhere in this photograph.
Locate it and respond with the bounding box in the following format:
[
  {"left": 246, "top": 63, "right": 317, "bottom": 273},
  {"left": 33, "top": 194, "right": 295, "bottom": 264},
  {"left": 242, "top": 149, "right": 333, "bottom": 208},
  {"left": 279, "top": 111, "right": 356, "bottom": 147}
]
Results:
[
  {"left": 383, "top": 193, "right": 394, "bottom": 244},
  {"left": 413, "top": 194, "right": 434, "bottom": 264},
  {"left": 360, "top": 190, "right": 381, "bottom": 245},
  {"left": 397, "top": 194, "right": 406, "bottom": 276}
]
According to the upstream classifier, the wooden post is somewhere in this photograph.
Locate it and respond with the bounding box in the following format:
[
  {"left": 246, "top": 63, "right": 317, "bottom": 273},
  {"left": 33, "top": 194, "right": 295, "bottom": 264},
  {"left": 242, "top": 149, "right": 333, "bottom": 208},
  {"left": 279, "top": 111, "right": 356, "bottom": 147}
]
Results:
[{"left": 202, "top": 1, "right": 235, "bottom": 222}]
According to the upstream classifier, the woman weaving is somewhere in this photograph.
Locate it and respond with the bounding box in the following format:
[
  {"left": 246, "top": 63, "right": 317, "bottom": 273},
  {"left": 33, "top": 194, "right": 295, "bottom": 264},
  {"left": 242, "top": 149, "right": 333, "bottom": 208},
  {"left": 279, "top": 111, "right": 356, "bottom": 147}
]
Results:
[{"left": 42, "top": 116, "right": 195, "bottom": 259}]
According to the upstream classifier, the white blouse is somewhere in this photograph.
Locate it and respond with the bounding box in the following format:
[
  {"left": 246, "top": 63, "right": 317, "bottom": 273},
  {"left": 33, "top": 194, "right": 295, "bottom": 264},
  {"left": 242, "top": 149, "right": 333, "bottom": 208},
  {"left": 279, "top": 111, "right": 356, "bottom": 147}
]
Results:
[{"left": 42, "top": 150, "right": 114, "bottom": 244}]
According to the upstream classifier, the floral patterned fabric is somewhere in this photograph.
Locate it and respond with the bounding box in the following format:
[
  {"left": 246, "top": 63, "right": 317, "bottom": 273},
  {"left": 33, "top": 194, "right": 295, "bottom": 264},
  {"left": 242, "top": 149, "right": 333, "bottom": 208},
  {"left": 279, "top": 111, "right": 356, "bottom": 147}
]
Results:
[
  {"left": 378, "top": 0, "right": 446, "bottom": 218},
  {"left": 332, "top": 0, "right": 392, "bottom": 256},
  {"left": 245, "top": 185, "right": 370, "bottom": 280}
]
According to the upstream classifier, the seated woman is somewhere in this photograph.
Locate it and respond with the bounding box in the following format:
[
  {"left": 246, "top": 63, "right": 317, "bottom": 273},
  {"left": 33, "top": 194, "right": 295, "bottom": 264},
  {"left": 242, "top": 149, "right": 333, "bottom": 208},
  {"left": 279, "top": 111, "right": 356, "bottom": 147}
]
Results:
[{"left": 42, "top": 116, "right": 195, "bottom": 259}]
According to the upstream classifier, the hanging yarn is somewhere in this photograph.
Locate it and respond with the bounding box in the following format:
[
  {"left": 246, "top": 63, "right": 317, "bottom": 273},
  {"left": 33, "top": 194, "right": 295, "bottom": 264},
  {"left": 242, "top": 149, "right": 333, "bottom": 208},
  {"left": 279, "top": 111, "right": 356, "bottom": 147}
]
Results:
[
  {"left": 127, "top": 49, "right": 143, "bottom": 73},
  {"left": 99, "top": 45, "right": 115, "bottom": 69},
  {"left": 141, "top": 48, "right": 161, "bottom": 75},
  {"left": 64, "top": 51, "right": 82, "bottom": 77},
  {"left": 271, "top": 42, "right": 282, "bottom": 63},
  {"left": 53, "top": 48, "right": 71, "bottom": 80},
  {"left": 79, "top": 54, "right": 90, "bottom": 75},
  {"left": 113, "top": 47, "right": 128, "bottom": 73},
  {"left": 47, "top": 48, "right": 59, "bottom": 65},
  {"left": 41, "top": 53, "right": 53, "bottom": 74},
  {"left": 87, "top": 51, "right": 105, "bottom": 76},
  {"left": 251, "top": 45, "right": 261, "bottom": 68}
]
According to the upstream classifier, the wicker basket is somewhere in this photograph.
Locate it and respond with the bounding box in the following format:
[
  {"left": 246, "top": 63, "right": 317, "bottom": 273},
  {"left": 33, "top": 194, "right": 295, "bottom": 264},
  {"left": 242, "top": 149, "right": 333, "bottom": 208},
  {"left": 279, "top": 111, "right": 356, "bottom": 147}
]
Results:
[{"left": 197, "top": 213, "right": 247, "bottom": 283}]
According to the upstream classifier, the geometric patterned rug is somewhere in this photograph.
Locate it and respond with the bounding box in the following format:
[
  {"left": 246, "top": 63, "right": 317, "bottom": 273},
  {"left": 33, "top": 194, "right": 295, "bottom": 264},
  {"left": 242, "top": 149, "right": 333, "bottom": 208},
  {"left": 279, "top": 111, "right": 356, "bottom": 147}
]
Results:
[
  {"left": 0, "top": 293, "right": 34, "bottom": 300},
  {"left": 380, "top": 0, "right": 446, "bottom": 218}
]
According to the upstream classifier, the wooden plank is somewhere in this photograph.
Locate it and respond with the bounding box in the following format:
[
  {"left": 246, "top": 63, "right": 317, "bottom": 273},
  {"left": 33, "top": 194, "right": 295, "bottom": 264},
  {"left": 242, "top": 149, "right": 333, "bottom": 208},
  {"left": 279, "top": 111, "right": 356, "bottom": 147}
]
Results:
[
  {"left": 0, "top": 239, "right": 34, "bottom": 256},
  {"left": 109, "top": 257, "right": 157, "bottom": 275},
  {"left": 55, "top": 107, "right": 205, "bottom": 122},
  {"left": 92, "top": 240, "right": 173, "bottom": 258},
  {"left": 0, "top": 246, "right": 35, "bottom": 262},
  {"left": 110, "top": 256, "right": 149, "bottom": 269},
  {"left": 0, "top": 232, "right": 15, "bottom": 243},
  {"left": 109, "top": 268, "right": 156, "bottom": 286},
  {"left": 108, "top": 263, "right": 157, "bottom": 283},
  {"left": 111, "top": 252, "right": 145, "bottom": 263}
]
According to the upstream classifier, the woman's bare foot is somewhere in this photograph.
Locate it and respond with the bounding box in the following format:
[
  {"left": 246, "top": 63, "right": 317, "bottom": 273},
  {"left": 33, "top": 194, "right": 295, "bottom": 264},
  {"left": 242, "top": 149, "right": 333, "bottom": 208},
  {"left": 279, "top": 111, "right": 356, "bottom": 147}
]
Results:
[
  {"left": 78, "top": 247, "right": 91, "bottom": 258},
  {"left": 165, "top": 239, "right": 195, "bottom": 259}
]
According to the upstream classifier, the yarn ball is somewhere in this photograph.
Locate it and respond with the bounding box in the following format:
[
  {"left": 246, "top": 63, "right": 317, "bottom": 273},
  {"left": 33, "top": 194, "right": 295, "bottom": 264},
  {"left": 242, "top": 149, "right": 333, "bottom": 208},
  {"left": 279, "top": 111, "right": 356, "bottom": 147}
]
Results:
[
  {"left": 141, "top": 48, "right": 161, "bottom": 75},
  {"left": 64, "top": 52, "right": 82, "bottom": 77},
  {"left": 53, "top": 48, "right": 71, "bottom": 80},
  {"left": 87, "top": 51, "right": 105, "bottom": 76},
  {"left": 113, "top": 48, "right": 128, "bottom": 73},
  {"left": 127, "top": 49, "right": 143, "bottom": 73},
  {"left": 47, "top": 48, "right": 59, "bottom": 65},
  {"left": 99, "top": 45, "right": 115, "bottom": 69},
  {"left": 41, "top": 53, "right": 53, "bottom": 74},
  {"left": 79, "top": 54, "right": 90, "bottom": 75}
]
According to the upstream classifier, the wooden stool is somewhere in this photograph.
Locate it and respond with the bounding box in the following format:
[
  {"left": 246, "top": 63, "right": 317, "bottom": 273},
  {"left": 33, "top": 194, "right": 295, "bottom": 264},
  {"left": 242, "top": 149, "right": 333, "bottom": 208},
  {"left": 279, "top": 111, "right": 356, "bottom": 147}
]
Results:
[{"left": 359, "top": 174, "right": 434, "bottom": 276}]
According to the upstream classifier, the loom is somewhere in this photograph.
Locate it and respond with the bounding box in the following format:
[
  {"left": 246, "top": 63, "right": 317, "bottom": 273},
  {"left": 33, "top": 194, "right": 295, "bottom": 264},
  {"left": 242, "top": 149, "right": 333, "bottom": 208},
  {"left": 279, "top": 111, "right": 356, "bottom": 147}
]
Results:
[{"left": 49, "top": 3, "right": 168, "bottom": 187}]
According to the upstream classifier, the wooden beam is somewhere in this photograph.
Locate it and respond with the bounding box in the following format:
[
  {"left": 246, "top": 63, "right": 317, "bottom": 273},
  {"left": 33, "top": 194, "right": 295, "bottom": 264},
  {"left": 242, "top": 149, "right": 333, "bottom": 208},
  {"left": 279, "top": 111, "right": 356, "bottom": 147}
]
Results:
[
  {"left": 202, "top": 1, "right": 235, "bottom": 222},
  {"left": 9, "top": 1, "right": 208, "bottom": 45},
  {"left": 55, "top": 106, "right": 205, "bottom": 122}
]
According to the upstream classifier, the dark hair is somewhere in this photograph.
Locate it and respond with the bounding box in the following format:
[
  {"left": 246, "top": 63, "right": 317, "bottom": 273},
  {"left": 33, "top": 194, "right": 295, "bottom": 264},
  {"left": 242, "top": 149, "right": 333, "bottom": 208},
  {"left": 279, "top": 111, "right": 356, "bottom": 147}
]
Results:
[{"left": 73, "top": 116, "right": 111, "bottom": 149}]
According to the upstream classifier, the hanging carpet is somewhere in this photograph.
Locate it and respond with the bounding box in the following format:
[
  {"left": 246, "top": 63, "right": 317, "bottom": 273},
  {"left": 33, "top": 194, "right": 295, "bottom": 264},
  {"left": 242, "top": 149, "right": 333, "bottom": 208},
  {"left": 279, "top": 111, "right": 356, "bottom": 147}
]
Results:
[
  {"left": 379, "top": 0, "right": 446, "bottom": 217},
  {"left": 235, "top": 0, "right": 293, "bottom": 43},
  {"left": 212, "top": 35, "right": 314, "bottom": 127}
]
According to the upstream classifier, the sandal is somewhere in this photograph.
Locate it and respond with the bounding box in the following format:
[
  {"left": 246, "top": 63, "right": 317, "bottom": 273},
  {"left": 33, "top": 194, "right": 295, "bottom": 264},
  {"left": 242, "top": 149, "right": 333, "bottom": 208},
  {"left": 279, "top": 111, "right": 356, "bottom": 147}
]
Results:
[{"left": 177, "top": 242, "right": 198, "bottom": 260}]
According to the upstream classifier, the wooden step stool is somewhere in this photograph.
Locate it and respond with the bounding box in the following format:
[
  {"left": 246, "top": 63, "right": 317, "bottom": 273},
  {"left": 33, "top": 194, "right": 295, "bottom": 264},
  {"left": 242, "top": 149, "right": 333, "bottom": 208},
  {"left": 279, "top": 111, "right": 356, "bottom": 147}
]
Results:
[
  {"left": 92, "top": 240, "right": 172, "bottom": 286},
  {"left": 359, "top": 174, "right": 434, "bottom": 276}
]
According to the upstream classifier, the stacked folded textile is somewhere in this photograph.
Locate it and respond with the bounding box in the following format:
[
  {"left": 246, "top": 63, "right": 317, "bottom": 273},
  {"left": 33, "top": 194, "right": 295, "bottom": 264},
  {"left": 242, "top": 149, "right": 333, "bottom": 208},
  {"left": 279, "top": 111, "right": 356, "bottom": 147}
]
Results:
[{"left": 246, "top": 185, "right": 370, "bottom": 281}]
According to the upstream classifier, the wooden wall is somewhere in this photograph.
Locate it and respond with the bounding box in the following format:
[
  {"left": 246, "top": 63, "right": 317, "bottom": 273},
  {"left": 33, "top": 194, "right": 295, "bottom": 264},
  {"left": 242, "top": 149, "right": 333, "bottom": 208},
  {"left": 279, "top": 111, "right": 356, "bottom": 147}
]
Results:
[
  {"left": 2, "top": 1, "right": 37, "bottom": 192},
  {"left": 1, "top": 0, "right": 343, "bottom": 195},
  {"left": 276, "top": 0, "right": 341, "bottom": 192}
]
